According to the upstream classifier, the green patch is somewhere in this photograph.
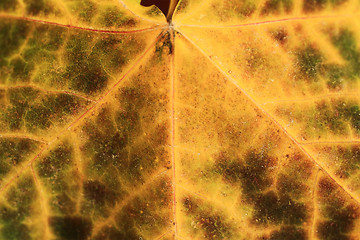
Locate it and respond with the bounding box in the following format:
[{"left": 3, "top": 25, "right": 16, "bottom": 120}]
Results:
[
  {"left": 25, "top": 93, "right": 83, "bottom": 132},
  {"left": 315, "top": 101, "right": 347, "bottom": 134},
  {"left": 1, "top": 23, "right": 66, "bottom": 86},
  {"left": 156, "top": 32, "right": 173, "bottom": 60},
  {"left": 233, "top": 1, "right": 256, "bottom": 17},
  {"left": 332, "top": 29, "right": 360, "bottom": 79},
  {"left": 0, "top": 176, "right": 36, "bottom": 239},
  {"left": 0, "top": 20, "right": 31, "bottom": 61},
  {"left": 295, "top": 46, "right": 323, "bottom": 81},
  {"left": 21, "top": 25, "right": 66, "bottom": 84},
  {"left": 9, "top": 57, "right": 33, "bottom": 83},
  {"left": 0, "top": 89, "right": 5, "bottom": 107},
  {"left": 333, "top": 101, "right": 360, "bottom": 133},
  {"left": 28, "top": 25, "right": 66, "bottom": 52},
  {"left": 0, "top": 218, "right": 32, "bottom": 240},
  {"left": 99, "top": 6, "right": 135, "bottom": 28},
  {"left": 2, "top": 87, "right": 39, "bottom": 130},
  {"left": 244, "top": 46, "right": 268, "bottom": 72},
  {"left": 325, "top": 64, "right": 345, "bottom": 90},
  {"left": 73, "top": 0, "right": 97, "bottom": 23},
  {"left": 91, "top": 36, "right": 132, "bottom": 72},
  {"left": 146, "top": 6, "right": 163, "bottom": 17}
]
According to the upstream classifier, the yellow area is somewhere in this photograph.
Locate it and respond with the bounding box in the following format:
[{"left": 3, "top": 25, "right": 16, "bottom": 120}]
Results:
[{"left": 0, "top": 0, "right": 360, "bottom": 239}]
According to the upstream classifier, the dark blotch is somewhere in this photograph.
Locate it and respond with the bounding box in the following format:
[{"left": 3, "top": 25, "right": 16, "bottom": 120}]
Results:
[
  {"left": 23, "top": 0, "right": 54, "bottom": 16},
  {"left": 303, "top": 0, "right": 327, "bottom": 12},
  {"left": 348, "top": 105, "right": 360, "bottom": 132},
  {"left": 141, "top": 0, "right": 170, "bottom": 17},
  {"left": 65, "top": 33, "right": 109, "bottom": 94},
  {"left": 183, "top": 196, "right": 197, "bottom": 214},
  {"left": 215, "top": 151, "right": 306, "bottom": 226},
  {"left": 0, "top": 0, "right": 18, "bottom": 11},
  {"left": 318, "top": 177, "right": 336, "bottom": 198},
  {"left": 215, "top": 151, "right": 275, "bottom": 196},
  {"left": 304, "top": 0, "right": 347, "bottom": 12},
  {"left": 83, "top": 180, "right": 107, "bottom": 205},
  {"left": 0, "top": 139, "right": 36, "bottom": 176},
  {"left": 94, "top": 226, "right": 139, "bottom": 240},
  {"left": 317, "top": 205, "right": 357, "bottom": 240},
  {"left": 49, "top": 216, "right": 92, "bottom": 240},
  {"left": 271, "top": 28, "right": 288, "bottom": 45},
  {"left": 198, "top": 213, "right": 230, "bottom": 240},
  {"left": 182, "top": 196, "right": 231, "bottom": 240},
  {"left": 254, "top": 191, "right": 307, "bottom": 225},
  {"left": 277, "top": 174, "right": 304, "bottom": 197},
  {"left": 262, "top": 0, "right": 293, "bottom": 15},
  {"left": 268, "top": 226, "right": 306, "bottom": 240},
  {"left": 37, "top": 143, "right": 72, "bottom": 179}
]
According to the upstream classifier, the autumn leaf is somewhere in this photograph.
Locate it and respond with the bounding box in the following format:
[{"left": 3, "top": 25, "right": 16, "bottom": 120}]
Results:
[{"left": 0, "top": 0, "right": 360, "bottom": 239}]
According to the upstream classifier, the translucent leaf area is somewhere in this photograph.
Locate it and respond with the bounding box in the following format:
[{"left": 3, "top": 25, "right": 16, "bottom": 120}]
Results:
[{"left": 0, "top": 0, "right": 360, "bottom": 239}]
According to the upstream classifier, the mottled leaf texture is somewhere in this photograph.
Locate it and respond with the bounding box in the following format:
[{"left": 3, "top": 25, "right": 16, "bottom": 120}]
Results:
[{"left": 0, "top": 0, "right": 360, "bottom": 239}]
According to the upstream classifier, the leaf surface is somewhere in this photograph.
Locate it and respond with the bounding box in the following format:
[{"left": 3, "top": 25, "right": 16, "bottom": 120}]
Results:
[{"left": 0, "top": 0, "right": 360, "bottom": 239}]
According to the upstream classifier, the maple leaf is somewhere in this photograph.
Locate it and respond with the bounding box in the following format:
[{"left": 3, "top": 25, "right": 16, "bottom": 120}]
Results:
[{"left": 0, "top": 0, "right": 360, "bottom": 239}]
